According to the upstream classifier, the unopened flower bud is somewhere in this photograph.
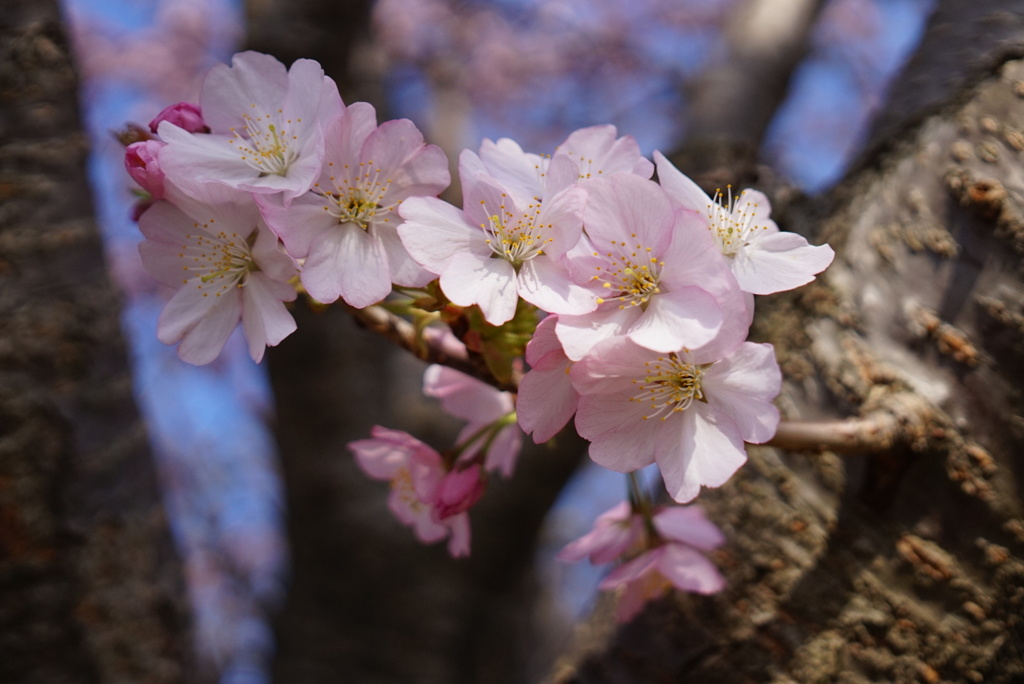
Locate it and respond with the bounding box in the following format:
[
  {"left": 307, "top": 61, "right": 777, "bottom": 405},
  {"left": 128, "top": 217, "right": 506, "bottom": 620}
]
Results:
[
  {"left": 125, "top": 140, "right": 166, "bottom": 199},
  {"left": 149, "top": 102, "right": 208, "bottom": 134},
  {"left": 433, "top": 465, "right": 485, "bottom": 520}
]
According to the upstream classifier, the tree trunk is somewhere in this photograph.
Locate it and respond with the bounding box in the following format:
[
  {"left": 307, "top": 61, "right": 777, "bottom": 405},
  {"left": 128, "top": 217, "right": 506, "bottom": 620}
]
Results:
[
  {"left": 550, "top": 2, "right": 1024, "bottom": 682},
  {"left": 0, "top": 2, "right": 193, "bottom": 682}
]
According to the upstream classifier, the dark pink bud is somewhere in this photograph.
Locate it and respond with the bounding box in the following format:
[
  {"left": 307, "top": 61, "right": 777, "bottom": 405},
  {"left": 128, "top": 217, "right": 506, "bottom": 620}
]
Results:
[
  {"left": 433, "top": 465, "right": 485, "bottom": 520},
  {"left": 149, "top": 102, "right": 208, "bottom": 134},
  {"left": 125, "top": 140, "right": 166, "bottom": 200}
]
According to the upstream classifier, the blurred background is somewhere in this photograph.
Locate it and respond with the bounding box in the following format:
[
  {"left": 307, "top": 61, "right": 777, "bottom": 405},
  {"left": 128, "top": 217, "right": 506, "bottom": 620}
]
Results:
[{"left": 55, "top": 0, "right": 933, "bottom": 681}]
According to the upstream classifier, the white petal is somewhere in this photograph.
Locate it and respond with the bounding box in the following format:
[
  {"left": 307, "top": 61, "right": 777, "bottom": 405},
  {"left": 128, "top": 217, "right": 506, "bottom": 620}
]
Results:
[
  {"left": 733, "top": 232, "right": 835, "bottom": 295},
  {"left": 627, "top": 286, "right": 722, "bottom": 352},
  {"left": 655, "top": 404, "right": 747, "bottom": 503},
  {"left": 702, "top": 342, "right": 781, "bottom": 443},
  {"left": 440, "top": 252, "right": 518, "bottom": 325}
]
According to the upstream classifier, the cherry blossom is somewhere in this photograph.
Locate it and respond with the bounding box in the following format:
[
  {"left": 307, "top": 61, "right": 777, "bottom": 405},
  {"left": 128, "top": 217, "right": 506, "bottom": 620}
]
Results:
[
  {"left": 555, "top": 173, "right": 748, "bottom": 360},
  {"left": 655, "top": 151, "right": 835, "bottom": 295},
  {"left": 258, "top": 103, "right": 449, "bottom": 306},
  {"left": 138, "top": 184, "right": 298, "bottom": 365},
  {"left": 158, "top": 51, "right": 343, "bottom": 202},
  {"left": 350, "top": 426, "right": 471, "bottom": 558},
  {"left": 398, "top": 140, "right": 592, "bottom": 325},
  {"left": 571, "top": 336, "right": 781, "bottom": 503}
]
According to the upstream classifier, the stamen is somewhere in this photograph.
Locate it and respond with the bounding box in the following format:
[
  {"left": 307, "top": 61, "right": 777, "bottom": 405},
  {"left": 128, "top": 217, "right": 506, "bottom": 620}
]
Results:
[{"left": 629, "top": 354, "right": 705, "bottom": 421}]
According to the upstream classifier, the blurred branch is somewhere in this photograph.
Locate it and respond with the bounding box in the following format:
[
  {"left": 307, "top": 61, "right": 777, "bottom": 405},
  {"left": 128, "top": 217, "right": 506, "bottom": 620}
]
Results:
[{"left": 681, "top": 0, "right": 827, "bottom": 178}]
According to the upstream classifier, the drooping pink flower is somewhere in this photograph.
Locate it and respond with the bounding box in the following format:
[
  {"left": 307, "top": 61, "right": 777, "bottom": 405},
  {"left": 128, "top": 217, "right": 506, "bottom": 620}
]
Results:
[
  {"left": 556, "top": 501, "right": 643, "bottom": 565},
  {"left": 423, "top": 365, "right": 521, "bottom": 477},
  {"left": 398, "top": 139, "right": 594, "bottom": 325},
  {"left": 570, "top": 336, "right": 781, "bottom": 503},
  {"left": 149, "top": 101, "right": 208, "bottom": 134},
  {"left": 559, "top": 502, "right": 726, "bottom": 622},
  {"left": 125, "top": 140, "right": 167, "bottom": 200},
  {"left": 655, "top": 152, "right": 834, "bottom": 295},
  {"left": 158, "top": 51, "right": 343, "bottom": 202},
  {"left": 138, "top": 183, "right": 298, "bottom": 365},
  {"left": 516, "top": 315, "right": 578, "bottom": 443},
  {"left": 555, "top": 173, "right": 749, "bottom": 360},
  {"left": 552, "top": 124, "right": 654, "bottom": 182},
  {"left": 349, "top": 426, "right": 471, "bottom": 558},
  {"left": 258, "top": 102, "right": 449, "bottom": 306}
]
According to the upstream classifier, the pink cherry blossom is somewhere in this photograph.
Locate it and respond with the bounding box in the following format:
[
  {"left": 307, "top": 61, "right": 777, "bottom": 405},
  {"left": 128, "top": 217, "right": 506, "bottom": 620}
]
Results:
[
  {"left": 655, "top": 151, "right": 834, "bottom": 295},
  {"left": 398, "top": 140, "right": 593, "bottom": 325},
  {"left": 556, "top": 501, "right": 643, "bottom": 565},
  {"left": 559, "top": 502, "right": 726, "bottom": 622},
  {"left": 423, "top": 365, "right": 521, "bottom": 477},
  {"left": 516, "top": 315, "right": 578, "bottom": 443},
  {"left": 158, "top": 51, "right": 343, "bottom": 202},
  {"left": 552, "top": 125, "right": 654, "bottom": 182},
  {"left": 138, "top": 184, "right": 298, "bottom": 365},
  {"left": 555, "top": 173, "right": 749, "bottom": 360},
  {"left": 258, "top": 102, "right": 449, "bottom": 306},
  {"left": 571, "top": 336, "right": 781, "bottom": 503},
  {"left": 149, "top": 102, "right": 207, "bottom": 134},
  {"left": 349, "top": 426, "right": 471, "bottom": 557}
]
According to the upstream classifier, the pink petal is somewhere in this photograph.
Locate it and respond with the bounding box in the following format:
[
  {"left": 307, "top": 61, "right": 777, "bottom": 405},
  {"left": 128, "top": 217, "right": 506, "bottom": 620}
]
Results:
[
  {"left": 517, "top": 256, "right": 596, "bottom": 315},
  {"left": 655, "top": 403, "right": 747, "bottom": 503},
  {"left": 169, "top": 290, "right": 241, "bottom": 366},
  {"left": 655, "top": 543, "right": 726, "bottom": 594},
  {"left": 627, "top": 286, "right": 722, "bottom": 352},
  {"left": 576, "top": 393, "right": 659, "bottom": 472},
  {"left": 582, "top": 175, "right": 674, "bottom": 257},
  {"left": 302, "top": 226, "right": 390, "bottom": 307},
  {"left": 734, "top": 232, "right": 835, "bottom": 295},
  {"left": 702, "top": 342, "right": 782, "bottom": 444},
  {"left": 241, "top": 273, "right": 298, "bottom": 362},
  {"left": 439, "top": 251, "right": 518, "bottom": 325},
  {"left": 398, "top": 197, "right": 481, "bottom": 274},
  {"left": 516, "top": 363, "right": 578, "bottom": 444},
  {"left": 652, "top": 506, "right": 725, "bottom": 551}
]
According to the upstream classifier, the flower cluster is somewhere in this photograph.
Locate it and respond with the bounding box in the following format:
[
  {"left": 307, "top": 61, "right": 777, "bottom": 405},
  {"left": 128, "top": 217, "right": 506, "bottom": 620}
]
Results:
[
  {"left": 128, "top": 51, "right": 449, "bottom": 364},
  {"left": 558, "top": 500, "right": 726, "bottom": 622},
  {"left": 127, "top": 50, "right": 834, "bottom": 619}
]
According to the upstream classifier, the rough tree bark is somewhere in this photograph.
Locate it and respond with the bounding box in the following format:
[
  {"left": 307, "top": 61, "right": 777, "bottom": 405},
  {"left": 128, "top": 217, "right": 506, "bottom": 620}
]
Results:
[
  {"left": 0, "top": 1, "right": 193, "bottom": 683},
  {"left": 550, "top": 1, "right": 1024, "bottom": 681}
]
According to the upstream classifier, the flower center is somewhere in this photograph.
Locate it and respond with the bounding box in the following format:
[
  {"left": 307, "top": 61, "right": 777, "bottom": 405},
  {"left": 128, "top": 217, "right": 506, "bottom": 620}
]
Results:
[
  {"left": 706, "top": 186, "right": 769, "bottom": 257},
  {"left": 391, "top": 466, "right": 427, "bottom": 514},
  {"left": 179, "top": 220, "right": 256, "bottom": 298},
  {"left": 479, "top": 194, "right": 552, "bottom": 266},
  {"left": 315, "top": 159, "right": 395, "bottom": 230},
  {"left": 228, "top": 107, "right": 300, "bottom": 176},
  {"left": 630, "top": 353, "right": 705, "bottom": 420},
  {"left": 591, "top": 234, "right": 663, "bottom": 308}
]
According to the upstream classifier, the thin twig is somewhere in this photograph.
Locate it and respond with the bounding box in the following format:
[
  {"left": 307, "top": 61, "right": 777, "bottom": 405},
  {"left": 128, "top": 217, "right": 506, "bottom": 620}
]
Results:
[
  {"left": 351, "top": 305, "right": 940, "bottom": 455},
  {"left": 347, "top": 304, "right": 516, "bottom": 390}
]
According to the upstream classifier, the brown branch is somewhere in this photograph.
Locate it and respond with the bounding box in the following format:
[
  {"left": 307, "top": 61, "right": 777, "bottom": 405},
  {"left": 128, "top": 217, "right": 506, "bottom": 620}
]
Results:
[
  {"left": 347, "top": 304, "right": 520, "bottom": 390},
  {"left": 765, "top": 393, "right": 938, "bottom": 454}
]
